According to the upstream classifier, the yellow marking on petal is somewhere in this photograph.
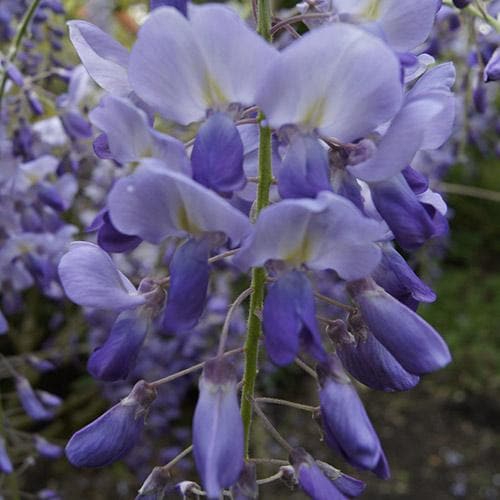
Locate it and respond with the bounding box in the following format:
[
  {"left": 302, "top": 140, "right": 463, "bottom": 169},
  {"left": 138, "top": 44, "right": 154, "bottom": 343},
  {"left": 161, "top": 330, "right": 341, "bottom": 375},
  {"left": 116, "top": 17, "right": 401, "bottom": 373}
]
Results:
[
  {"left": 203, "top": 72, "right": 229, "bottom": 110},
  {"left": 363, "top": 0, "right": 381, "bottom": 20},
  {"left": 284, "top": 238, "right": 312, "bottom": 266},
  {"left": 176, "top": 203, "right": 201, "bottom": 236},
  {"left": 302, "top": 95, "right": 327, "bottom": 130}
]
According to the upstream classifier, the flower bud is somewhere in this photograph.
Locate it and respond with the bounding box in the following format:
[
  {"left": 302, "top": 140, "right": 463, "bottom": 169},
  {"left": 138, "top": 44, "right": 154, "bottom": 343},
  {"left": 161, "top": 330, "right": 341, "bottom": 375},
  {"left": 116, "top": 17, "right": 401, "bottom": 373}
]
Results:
[
  {"left": 193, "top": 357, "right": 244, "bottom": 499},
  {"left": 65, "top": 380, "right": 156, "bottom": 467}
]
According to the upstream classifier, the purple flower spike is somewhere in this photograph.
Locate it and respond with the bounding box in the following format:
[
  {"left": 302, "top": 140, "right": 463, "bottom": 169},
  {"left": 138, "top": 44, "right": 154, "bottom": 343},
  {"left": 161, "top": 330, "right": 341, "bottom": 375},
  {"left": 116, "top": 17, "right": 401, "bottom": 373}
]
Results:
[
  {"left": 67, "top": 20, "right": 131, "bottom": 96},
  {"left": 234, "top": 191, "right": 385, "bottom": 280},
  {"left": 317, "top": 357, "right": 390, "bottom": 478},
  {"left": 15, "top": 377, "right": 55, "bottom": 421},
  {"left": 484, "top": 47, "right": 500, "bottom": 82},
  {"left": 191, "top": 112, "right": 246, "bottom": 195},
  {"left": 0, "top": 437, "right": 13, "bottom": 474},
  {"left": 193, "top": 357, "right": 244, "bottom": 499},
  {"left": 88, "top": 308, "right": 149, "bottom": 381},
  {"left": 150, "top": 0, "right": 187, "bottom": 16},
  {"left": 278, "top": 134, "right": 332, "bottom": 199},
  {"left": 66, "top": 380, "right": 156, "bottom": 468},
  {"left": 263, "top": 270, "right": 327, "bottom": 366},
  {"left": 108, "top": 161, "right": 251, "bottom": 245},
  {"left": 347, "top": 278, "right": 451, "bottom": 375},
  {"left": 58, "top": 242, "right": 146, "bottom": 310},
  {"left": 290, "top": 448, "right": 363, "bottom": 500},
  {"left": 163, "top": 238, "right": 210, "bottom": 333}
]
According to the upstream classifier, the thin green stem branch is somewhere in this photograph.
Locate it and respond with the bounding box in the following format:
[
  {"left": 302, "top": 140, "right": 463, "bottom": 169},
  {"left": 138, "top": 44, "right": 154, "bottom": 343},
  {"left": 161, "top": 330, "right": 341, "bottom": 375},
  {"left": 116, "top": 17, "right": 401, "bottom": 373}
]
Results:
[
  {"left": 240, "top": 0, "right": 273, "bottom": 458},
  {"left": 443, "top": 0, "right": 500, "bottom": 31},
  {"left": 0, "top": 0, "right": 43, "bottom": 109}
]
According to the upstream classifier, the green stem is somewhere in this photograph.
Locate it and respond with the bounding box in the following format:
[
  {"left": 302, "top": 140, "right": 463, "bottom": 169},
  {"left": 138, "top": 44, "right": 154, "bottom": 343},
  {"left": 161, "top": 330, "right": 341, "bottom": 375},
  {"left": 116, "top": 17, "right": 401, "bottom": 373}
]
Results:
[
  {"left": 443, "top": 0, "right": 500, "bottom": 32},
  {"left": 0, "top": 0, "right": 43, "bottom": 109},
  {"left": 240, "top": 0, "right": 273, "bottom": 458}
]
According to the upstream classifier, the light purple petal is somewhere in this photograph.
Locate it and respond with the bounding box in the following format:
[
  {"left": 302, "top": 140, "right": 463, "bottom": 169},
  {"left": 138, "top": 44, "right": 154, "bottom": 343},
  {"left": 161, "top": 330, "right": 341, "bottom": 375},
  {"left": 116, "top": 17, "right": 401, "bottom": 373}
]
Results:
[
  {"left": 234, "top": 191, "right": 385, "bottom": 280},
  {"left": 58, "top": 242, "right": 145, "bottom": 310},
  {"left": 128, "top": 7, "right": 208, "bottom": 124},
  {"left": 67, "top": 20, "right": 131, "bottom": 96},
  {"left": 108, "top": 160, "right": 251, "bottom": 244},
  {"left": 256, "top": 23, "right": 402, "bottom": 141}
]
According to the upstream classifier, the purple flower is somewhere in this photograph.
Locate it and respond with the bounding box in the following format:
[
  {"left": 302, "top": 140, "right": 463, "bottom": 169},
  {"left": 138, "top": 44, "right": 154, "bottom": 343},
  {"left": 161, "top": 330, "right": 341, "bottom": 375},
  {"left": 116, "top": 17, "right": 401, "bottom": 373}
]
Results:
[
  {"left": 128, "top": 4, "right": 276, "bottom": 124},
  {"left": 35, "top": 436, "right": 63, "bottom": 459},
  {"left": 193, "top": 357, "right": 244, "bottom": 499},
  {"left": 278, "top": 133, "right": 332, "bottom": 200},
  {"left": 87, "top": 308, "right": 150, "bottom": 381},
  {"left": 484, "top": 47, "right": 500, "bottom": 82},
  {"left": 234, "top": 191, "right": 385, "bottom": 281},
  {"left": 263, "top": 270, "right": 327, "bottom": 366},
  {"left": 256, "top": 22, "right": 402, "bottom": 141},
  {"left": 0, "top": 437, "right": 13, "bottom": 474},
  {"left": 163, "top": 238, "right": 210, "bottom": 333},
  {"left": 16, "top": 376, "right": 55, "bottom": 421},
  {"left": 68, "top": 20, "right": 131, "bottom": 96},
  {"left": 58, "top": 242, "right": 146, "bottom": 310},
  {"left": 108, "top": 160, "right": 251, "bottom": 245},
  {"left": 317, "top": 357, "right": 390, "bottom": 478},
  {"left": 191, "top": 112, "right": 246, "bottom": 196},
  {"left": 290, "top": 447, "right": 365, "bottom": 499},
  {"left": 65, "top": 380, "right": 156, "bottom": 467},
  {"left": 347, "top": 278, "right": 451, "bottom": 374}
]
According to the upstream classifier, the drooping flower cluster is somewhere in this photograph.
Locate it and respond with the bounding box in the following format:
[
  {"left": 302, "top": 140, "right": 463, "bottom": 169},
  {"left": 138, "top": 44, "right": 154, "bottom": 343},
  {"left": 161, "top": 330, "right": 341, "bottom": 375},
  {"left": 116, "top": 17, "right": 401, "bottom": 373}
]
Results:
[{"left": 2, "top": 0, "right": 488, "bottom": 498}]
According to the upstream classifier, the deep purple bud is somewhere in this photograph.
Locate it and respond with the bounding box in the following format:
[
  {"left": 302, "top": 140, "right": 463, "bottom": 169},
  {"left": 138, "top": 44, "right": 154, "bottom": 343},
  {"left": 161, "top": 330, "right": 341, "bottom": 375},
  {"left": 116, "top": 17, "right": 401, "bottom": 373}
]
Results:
[
  {"left": 316, "top": 460, "right": 366, "bottom": 497},
  {"left": 150, "top": 0, "right": 188, "bottom": 16},
  {"left": 191, "top": 112, "right": 246, "bottom": 196},
  {"left": 263, "top": 270, "right": 327, "bottom": 366},
  {"left": 335, "top": 320, "right": 420, "bottom": 392},
  {"left": 484, "top": 47, "right": 500, "bottom": 83},
  {"left": 65, "top": 380, "right": 156, "bottom": 467},
  {"left": 0, "top": 437, "right": 13, "bottom": 474},
  {"left": 370, "top": 174, "right": 446, "bottom": 250},
  {"left": 4, "top": 61, "right": 24, "bottom": 86},
  {"left": 452, "top": 0, "right": 471, "bottom": 8},
  {"left": 37, "top": 182, "right": 65, "bottom": 211},
  {"left": 36, "top": 390, "right": 63, "bottom": 409},
  {"left": 97, "top": 212, "right": 142, "bottom": 253},
  {"left": 371, "top": 243, "right": 436, "bottom": 308},
  {"left": 231, "top": 462, "right": 258, "bottom": 500},
  {"left": 289, "top": 448, "right": 362, "bottom": 500},
  {"left": 16, "top": 377, "right": 54, "bottom": 421},
  {"left": 193, "top": 357, "right": 244, "bottom": 499},
  {"left": 401, "top": 166, "right": 429, "bottom": 195},
  {"left": 317, "top": 357, "right": 390, "bottom": 478},
  {"left": 163, "top": 238, "right": 210, "bottom": 333},
  {"left": 278, "top": 134, "right": 332, "bottom": 199},
  {"left": 347, "top": 278, "right": 451, "bottom": 375},
  {"left": 60, "top": 111, "right": 92, "bottom": 140},
  {"left": 87, "top": 308, "right": 149, "bottom": 381},
  {"left": 25, "top": 90, "right": 44, "bottom": 115},
  {"left": 35, "top": 436, "right": 63, "bottom": 459},
  {"left": 473, "top": 79, "right": 487, "bottom": 114},
  {"left": 93, "top": 134, "right": 114, "bottom": 159}
]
